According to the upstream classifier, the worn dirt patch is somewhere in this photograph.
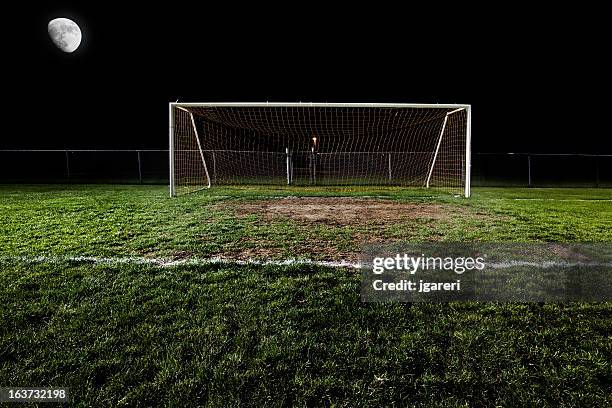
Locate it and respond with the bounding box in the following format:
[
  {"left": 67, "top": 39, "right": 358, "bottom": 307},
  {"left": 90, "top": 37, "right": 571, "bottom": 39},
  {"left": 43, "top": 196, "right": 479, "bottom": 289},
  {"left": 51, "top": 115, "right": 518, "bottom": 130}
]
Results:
[
  {"left": 229, "top": 197, "right": 475, "bottom": 226},
  {"left": 209, "top": 197, "right": 502, "bottom": 261}
]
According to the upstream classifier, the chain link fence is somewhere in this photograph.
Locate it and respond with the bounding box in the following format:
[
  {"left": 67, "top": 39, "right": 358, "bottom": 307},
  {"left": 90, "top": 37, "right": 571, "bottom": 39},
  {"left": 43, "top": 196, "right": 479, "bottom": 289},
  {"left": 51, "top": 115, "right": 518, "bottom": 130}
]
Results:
[
  {"left": 0, "top": 150, "right": 610, "bottom": 187},
  {"left": 0, "top": 150, "right": 168, "bottom": 184},
  {"left": 473, "top": 153, "right": 611, "bottom": 188}
]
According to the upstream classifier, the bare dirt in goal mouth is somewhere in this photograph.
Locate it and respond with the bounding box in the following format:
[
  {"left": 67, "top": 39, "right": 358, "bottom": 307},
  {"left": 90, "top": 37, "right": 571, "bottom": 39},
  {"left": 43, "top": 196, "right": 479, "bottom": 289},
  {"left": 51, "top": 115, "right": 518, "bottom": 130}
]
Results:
[
  {"left": 206, "top": 197, "right": 501, "bottom": 261},
  {"left": 230, "top": 197, "right": 472, "bottom": 226}
]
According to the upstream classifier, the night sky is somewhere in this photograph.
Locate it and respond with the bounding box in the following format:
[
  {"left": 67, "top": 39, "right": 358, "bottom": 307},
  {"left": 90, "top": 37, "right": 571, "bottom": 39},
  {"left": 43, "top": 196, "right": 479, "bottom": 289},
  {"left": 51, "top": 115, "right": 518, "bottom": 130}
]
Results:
[{"left": 4, "top": 3, "right": 610, "bottom": 153}]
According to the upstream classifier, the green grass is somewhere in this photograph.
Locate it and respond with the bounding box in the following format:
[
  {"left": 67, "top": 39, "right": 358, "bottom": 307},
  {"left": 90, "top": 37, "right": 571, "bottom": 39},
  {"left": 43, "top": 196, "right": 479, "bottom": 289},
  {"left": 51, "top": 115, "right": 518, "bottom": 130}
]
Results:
[
  {"left": 1, "top": 185, "right": 612, "bottom": 406},
  {"left": 1, "top": 185, "right": 610, "bottom": 259}
]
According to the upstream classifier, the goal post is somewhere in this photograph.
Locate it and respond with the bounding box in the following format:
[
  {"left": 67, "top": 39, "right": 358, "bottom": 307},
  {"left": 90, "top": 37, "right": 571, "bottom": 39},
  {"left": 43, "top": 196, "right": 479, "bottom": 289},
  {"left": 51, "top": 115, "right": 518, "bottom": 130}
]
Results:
[
  {"left": 465, "top": 105, "right": 472, "bottom": 198},
  {"left": 169, "top": 103, "right": 471, "bottom": 197},
  {"left": 169, "top": 102, "right": 175, "bottom": 197}
]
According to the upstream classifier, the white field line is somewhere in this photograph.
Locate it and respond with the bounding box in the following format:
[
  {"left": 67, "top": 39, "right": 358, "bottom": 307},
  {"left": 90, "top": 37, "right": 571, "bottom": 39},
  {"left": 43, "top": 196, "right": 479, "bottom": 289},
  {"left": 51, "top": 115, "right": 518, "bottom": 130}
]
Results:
[
  {"left": 512, "top": 198, "right": 612, "bottom": 202},
  {"left": 0, "top": 256, "right": 362, "bottom": 269},
  {"left": 486, "top": 260, "right": 612, "bottom": 269},
  {"left": 1, "top": 256, "right": 611, "bottom": 269}
]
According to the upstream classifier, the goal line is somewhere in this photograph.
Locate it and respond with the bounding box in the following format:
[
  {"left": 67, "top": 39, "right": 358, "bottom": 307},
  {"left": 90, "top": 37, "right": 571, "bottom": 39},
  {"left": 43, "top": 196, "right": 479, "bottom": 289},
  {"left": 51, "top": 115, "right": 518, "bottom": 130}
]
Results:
[
  {"left": 0, "top": 255, "right": 362, "bottom": 269},
  {"left": 3, "top": 256, "right": 609, "bottom": 270}
]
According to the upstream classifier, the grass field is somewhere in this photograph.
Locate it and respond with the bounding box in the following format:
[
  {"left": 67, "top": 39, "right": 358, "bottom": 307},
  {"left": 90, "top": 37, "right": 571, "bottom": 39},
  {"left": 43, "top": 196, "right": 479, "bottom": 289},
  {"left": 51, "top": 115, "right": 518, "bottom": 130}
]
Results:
[{"left": 1, "top": 185, "right": 611, "bottom": 406}]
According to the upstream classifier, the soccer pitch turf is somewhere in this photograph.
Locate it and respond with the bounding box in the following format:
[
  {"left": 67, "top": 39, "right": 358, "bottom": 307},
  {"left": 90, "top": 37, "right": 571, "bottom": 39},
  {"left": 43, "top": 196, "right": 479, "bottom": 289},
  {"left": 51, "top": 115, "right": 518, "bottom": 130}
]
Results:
[{"left": 1, "top": 185, "right": 611, "bottom": 406}]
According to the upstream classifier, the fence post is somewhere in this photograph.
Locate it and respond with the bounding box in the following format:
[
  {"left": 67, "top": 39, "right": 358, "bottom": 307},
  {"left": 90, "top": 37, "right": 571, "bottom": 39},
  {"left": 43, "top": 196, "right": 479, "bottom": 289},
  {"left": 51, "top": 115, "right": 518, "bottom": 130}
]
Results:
[
  {"left": 286, "top": 148, "right": 291, "bottom": 185},
  {"left": 65, "top": 150, "right": 70, "bottom": 182},
  {"left": 595, "top": 155, "right": 600, "bottom": 188},
  {"left": 527, "top": 155, "right": 532, "bottom": 187},
  {"left": 310, "top": 147, "right": 316, "bottom": 184},
  {"left": 137, "top": 150, "right": 142, "bottom": 184}
]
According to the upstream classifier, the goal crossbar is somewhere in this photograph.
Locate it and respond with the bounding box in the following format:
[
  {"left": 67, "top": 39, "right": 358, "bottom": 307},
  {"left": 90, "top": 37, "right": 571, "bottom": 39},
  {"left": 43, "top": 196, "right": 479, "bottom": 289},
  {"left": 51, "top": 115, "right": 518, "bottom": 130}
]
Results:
[{"left": 171, "top": 102, "right": 470, "bottom": 109}]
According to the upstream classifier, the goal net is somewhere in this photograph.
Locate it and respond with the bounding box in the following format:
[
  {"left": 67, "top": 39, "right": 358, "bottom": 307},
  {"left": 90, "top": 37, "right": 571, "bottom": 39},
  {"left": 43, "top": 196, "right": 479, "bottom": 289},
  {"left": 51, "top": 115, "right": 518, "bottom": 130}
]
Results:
[{"left": 170, "top": 103, "right": 471, "bottom": 196}]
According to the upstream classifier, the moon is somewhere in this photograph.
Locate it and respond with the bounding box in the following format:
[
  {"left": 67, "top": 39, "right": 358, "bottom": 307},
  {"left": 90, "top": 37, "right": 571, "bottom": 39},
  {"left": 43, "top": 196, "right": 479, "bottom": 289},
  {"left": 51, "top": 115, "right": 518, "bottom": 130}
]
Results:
[{"left": 48, "top": 18, "right": 82, "bottom": 53}]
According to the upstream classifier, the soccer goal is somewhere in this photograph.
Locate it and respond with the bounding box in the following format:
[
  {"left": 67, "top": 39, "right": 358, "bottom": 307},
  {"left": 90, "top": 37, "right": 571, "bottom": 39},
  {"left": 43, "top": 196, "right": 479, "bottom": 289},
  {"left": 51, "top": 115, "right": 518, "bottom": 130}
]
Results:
[{"left": 169, "top": 103, "right": 471, "bottom": 197}]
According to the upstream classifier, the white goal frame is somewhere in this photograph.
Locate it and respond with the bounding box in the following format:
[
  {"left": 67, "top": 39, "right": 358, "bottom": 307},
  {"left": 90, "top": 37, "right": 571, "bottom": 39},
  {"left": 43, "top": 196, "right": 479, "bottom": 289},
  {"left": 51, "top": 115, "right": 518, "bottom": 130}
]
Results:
[{"left": 169, "top": 102, "right": 471, "bottom": 197}]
